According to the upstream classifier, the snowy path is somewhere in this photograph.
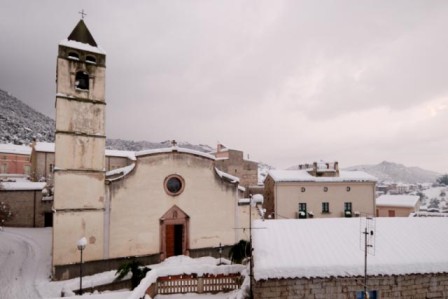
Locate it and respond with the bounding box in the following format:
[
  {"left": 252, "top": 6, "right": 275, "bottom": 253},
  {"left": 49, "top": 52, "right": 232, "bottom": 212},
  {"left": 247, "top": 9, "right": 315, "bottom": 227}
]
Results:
[{"left": 0, "top": 228, "right": 52, "bottom": 299}]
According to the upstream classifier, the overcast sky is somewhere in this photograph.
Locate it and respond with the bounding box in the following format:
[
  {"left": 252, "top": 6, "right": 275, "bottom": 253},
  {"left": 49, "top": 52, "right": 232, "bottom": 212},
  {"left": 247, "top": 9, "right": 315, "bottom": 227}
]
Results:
[{"left": 1, "top": 1, "right": 447, "bottom": 173}]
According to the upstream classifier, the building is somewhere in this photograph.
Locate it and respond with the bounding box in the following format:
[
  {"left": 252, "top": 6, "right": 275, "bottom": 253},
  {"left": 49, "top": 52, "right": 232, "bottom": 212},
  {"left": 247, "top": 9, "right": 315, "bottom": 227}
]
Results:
[
  {"left": 52, "top": 20, "right": 253, "bottom": 280},
  {"left": 264, "top": 162, "right": 377, "bottom": 219},
  {"left": 376, "top": 194, "right": 420, "bottom": 217},
  {"left": 0, "top": 181, "right": 51, "bottom": 227},
  {"left": 30, "top": 141, "right": 135, "bottom": 183},
  {"left": 252, "top": 218, "right": 448, "bottom": 298},
  {"left": 214, "top": 143, "right": 259, "bottom": 187},
  {"left": 0, "top": 143, "right": 32, "bottom": 176}
]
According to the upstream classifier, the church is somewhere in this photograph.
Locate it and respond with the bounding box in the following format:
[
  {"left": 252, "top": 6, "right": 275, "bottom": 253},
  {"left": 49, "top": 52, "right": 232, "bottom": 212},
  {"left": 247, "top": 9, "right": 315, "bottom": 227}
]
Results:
[{"left": 52, "top": 20, "right": 252, "bottom": 280}]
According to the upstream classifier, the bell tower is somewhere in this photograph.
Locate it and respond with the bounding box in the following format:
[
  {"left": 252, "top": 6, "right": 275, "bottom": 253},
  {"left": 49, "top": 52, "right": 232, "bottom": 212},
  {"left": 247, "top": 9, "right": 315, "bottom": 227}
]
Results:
[{"left": 52, "top": 19, "right": 107, "bottom": 279}]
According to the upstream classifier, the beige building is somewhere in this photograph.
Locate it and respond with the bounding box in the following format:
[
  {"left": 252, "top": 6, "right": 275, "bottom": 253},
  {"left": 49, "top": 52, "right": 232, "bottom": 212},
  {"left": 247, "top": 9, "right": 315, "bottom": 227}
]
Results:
[
  {"left": 264, "top": 162, "right": 377, "bottom": 219},
  {"left": 376, "top": 194, "right": 420, "bottom": 217},
  {"left": 30, "top": 141, "right": 134, "bottom": 183},
  {"left": 0, "top": 181, "right": 51, "bottom": 227},
  {"left": 52, "top": 20, "right": 254, "bottom": 280},
  {"left": 214, "top": 144, "right": 259, "bottom": 187}
]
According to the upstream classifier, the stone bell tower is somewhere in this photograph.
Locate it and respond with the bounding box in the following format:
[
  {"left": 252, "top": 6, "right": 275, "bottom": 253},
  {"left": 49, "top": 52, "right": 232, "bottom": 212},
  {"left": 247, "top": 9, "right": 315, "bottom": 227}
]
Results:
[{"left": 52, "top": 19, "right": 107, "bottom": 279}]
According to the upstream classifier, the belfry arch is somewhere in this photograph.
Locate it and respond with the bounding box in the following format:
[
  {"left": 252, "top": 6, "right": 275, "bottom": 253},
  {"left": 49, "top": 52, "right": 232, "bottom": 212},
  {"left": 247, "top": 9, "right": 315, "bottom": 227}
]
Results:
[{"left": 160, "top": 205, "right": 190, "bottom": 260}]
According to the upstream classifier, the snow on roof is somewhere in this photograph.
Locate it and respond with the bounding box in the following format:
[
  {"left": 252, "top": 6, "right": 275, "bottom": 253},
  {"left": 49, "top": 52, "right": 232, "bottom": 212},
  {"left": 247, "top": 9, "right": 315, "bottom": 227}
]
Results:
[
  {"left": 376, "top": 194, "right": 420, "bottom": 208},
  {"left": 34, "top": 142, "right": 135, "bottom": 160},
  {"left": 106, "top": 163, "right": 135, "bottom": 182},
  {"left": 59, "top": 39, "right": 106, "bottom": 55},
  {"left": 215, "top": 167, "right": 239, "bottom": 184},
  {"left": 0, "top": 181, "right": 46, "bottom": 191},
  {"left": 0, "top": 143, "right": 31, "bottom": 155},
  {"left": 34, "top": 142, "right": 55, "bottom": 152},
  {"left": 253, "top": 217, "right": 448, "bottom": 281},
  {"left": 105, "top": 149, "right": 136, "bottom": 161},
  {"left": 136, "top": 146, "right": 216, "bottom": 160},
  {"left": 268, "top": 170, "right": 377, "bottom": 183}
]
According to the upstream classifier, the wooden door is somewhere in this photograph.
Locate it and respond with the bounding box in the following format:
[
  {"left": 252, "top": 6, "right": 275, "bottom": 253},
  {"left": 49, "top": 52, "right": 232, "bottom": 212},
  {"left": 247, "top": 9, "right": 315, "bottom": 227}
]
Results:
[{"left": 165, "top": 224, "right": 184, "bottom": 258}]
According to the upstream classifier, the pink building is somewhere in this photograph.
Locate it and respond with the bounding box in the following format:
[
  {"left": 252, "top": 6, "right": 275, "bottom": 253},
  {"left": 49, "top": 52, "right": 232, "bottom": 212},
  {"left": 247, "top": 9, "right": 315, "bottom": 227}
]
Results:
[{"left": 0, "top": 144, "right": 32, "bottom": 176}]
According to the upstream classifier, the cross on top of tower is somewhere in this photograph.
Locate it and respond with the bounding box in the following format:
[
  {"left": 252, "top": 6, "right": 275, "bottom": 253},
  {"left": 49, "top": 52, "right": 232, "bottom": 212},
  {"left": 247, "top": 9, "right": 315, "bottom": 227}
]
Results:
[{"left": 79, "top": 9, "right": 87, "bottom": 20}]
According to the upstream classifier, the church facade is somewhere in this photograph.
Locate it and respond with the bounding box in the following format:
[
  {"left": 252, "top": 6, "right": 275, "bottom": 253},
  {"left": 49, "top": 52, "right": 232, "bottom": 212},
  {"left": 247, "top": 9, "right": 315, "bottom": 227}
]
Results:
[{"left": 52, "top": 21, "right": 248, "bottom": 280}]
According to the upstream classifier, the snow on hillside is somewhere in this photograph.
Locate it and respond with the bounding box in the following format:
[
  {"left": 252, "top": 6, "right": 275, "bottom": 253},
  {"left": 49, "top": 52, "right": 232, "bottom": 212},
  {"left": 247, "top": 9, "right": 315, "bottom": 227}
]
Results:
[
  {"left": 0, "top": 89, "right": 55, "bottom": 144},
  {"left": 345, "top": 161, "right": 440, "bottom": 184}
]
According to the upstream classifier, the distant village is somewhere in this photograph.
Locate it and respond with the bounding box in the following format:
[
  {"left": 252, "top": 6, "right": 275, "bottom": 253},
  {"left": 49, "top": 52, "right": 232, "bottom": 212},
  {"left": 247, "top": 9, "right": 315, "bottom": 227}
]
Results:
[{"left": 1, "top": 19, "right": 448, "bottom": 299}]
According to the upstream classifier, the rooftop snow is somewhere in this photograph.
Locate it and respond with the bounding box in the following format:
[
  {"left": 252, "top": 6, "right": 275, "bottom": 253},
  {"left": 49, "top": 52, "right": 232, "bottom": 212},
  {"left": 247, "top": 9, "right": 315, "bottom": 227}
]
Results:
[
  {"left": 0, "top": 143, "right": 32, "bottom": 155},
  {"left": 376, "top": 194, "right": 420, "bottom": 208},
  {"left": 33, "top": 142, "right": 135, "bottom": 159},
  {"left": 215, "top": 167, "right": 239, "bottom": 184},
  {"left": 0, "top": 181, "right": 46, "bottom": 191},
  {"left": 253, "top": 217, "right": 448, "bottom": 281},
  {"left": 106, "top": 163, "right": 135, "bottom": 182},
  {"left": 34, "top": 142, "right": 54, "bottom": 152},
  {"left": 59, "top": 39, "right": 106, "bottom": 55},
  {"left": 136, "top": 146, "right": 216, "bottom": 160},
  {"left": 268, "top": 170, "right": 377, "bottom": 183}
]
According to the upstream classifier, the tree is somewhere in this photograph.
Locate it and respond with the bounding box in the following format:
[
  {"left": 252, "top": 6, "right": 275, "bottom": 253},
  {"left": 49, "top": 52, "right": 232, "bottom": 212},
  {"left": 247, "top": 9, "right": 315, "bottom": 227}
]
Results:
[
  {"left": 229, "top": 240, "right": 251, "bottom": 264},
  {"left": 0, "top": 201, "right": 13, "bottom": 229},
  {"left": 437, "top": 174, "right": 448, "bottom": 186},
  {"left": 114, "top": 259, "right": 151, "bottom": 290}
]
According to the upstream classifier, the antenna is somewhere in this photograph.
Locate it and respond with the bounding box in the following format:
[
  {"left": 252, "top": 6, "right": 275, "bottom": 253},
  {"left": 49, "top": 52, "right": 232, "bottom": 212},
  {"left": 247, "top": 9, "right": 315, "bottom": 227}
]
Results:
[{"left": 359, "top": 214, "right": 376, "bottom": 298}]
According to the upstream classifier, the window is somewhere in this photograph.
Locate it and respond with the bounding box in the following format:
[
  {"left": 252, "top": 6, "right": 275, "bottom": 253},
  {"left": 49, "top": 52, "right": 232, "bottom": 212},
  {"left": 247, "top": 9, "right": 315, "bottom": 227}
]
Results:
[
  {"left": 344, "top": 202, "right": 352, "bottom": 217},
  {"left": 164, "top": 174, "right": 185, "bottom": 196},
  {"left": 86, "top": 55, "right": 96, "bottom": 64},
  {"left": 298, "top": 203, "right": 307, "bottom": 219},
  {"left": 322, "top": 202, "right": 330, "bottom": 213},
  {"left": 68, "top": 52, "right": 80, "bottom": 60},
  {"left": 49, "top": 164, "right": 54, "bottom": 173},
  {"left": 1, "top": 164, "right": 7, "bottom": 173},
  {"left": 75, "top": 71, "right": 89, "bottom": 90}
]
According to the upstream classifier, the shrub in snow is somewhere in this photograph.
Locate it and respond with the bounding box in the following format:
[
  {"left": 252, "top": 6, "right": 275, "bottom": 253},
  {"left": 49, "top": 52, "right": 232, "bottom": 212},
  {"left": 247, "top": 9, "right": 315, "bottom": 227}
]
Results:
[
  {"left": 114, "top": 259, "right": 151, "bottom": 290},
  {"left": 0, "top": 201, "right": 13, "bottom": 227},
  {"left": 229, "top": 240, "right": 251, "bottom": 264}
]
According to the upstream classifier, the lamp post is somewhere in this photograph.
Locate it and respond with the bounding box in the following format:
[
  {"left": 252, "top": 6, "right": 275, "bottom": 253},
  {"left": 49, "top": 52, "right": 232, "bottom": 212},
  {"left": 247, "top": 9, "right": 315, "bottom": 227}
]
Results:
[
  {"left": 218, "top": 242, "right": 223, "bottom": 265},
  {"left": 77, "top": 237, "right": 87, "bottom": 295}
]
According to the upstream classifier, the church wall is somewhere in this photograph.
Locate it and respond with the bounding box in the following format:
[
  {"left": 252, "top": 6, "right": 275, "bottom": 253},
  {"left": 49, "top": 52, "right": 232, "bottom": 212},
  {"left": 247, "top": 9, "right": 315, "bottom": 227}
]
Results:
[
  {"left": 53, "top": 211, "right": 104, "bottom": 268},
  {"left": 53, "top": 171, "right": 105, "bottom": 210},
  {"left": 55, "top": 134, "right": 105, "bottom": 170},
  {"left": 56, "top": 57, "right": 106, "bottom": 102},
  {"left": 56, "top": 100, "right": 105, "bottom": 134},
  {"left": 108, "top": 153, "right": 238, "bottom": 259}
]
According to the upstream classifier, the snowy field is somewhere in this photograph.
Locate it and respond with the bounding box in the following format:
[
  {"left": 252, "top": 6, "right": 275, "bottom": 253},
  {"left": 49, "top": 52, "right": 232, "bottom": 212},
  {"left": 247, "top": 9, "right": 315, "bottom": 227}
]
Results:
[{"left": 0, "top": 227, "right": 243, "bottom": 299}]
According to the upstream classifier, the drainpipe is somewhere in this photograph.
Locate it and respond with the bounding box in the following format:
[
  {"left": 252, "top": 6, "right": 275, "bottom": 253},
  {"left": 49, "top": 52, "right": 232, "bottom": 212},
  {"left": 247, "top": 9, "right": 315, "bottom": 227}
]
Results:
[{"left": 33, "top": 190, "right": 37, "bottom": 227}]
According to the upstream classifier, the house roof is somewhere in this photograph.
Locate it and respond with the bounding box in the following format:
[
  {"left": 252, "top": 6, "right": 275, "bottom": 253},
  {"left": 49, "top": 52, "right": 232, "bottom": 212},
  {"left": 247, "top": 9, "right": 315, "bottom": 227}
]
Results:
[
  {"left": 0, "top": 181, "right": 46, "bottom": 191},
  {"left": 59, "top": 20, "right": 106, "bottom": 55},
  {"left": 67, "top": 19, "right": 97, "bottom": 47},
  {"left": 253, "top": 217, "right": 448, "bottom": 281},
  {"left": 136, "top": 146, "right": 216, "bottom": 161},
  {"left": 0, "top": 143, "right": 31, "bottom": 155},
  {"left": 376, "top": 194, "right": 420, "bottom": 208},
  {"left": 268, "top": 169, "right": 377, "bottom": 183}
]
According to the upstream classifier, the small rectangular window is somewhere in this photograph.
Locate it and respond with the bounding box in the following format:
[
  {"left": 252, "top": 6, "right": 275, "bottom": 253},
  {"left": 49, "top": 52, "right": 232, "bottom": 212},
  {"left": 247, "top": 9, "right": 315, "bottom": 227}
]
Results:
[
  {"left": 298, "top": 203, "right": 307, "bottom": 219},
  {"left": 322, "top": 202, "right": 330, "bottom": 213},
  {"left": 344, "top": 202, "right": 352, "bottom": 211},
  {"left": 49, "top": 164, "right": 54, "bottom": 173}
]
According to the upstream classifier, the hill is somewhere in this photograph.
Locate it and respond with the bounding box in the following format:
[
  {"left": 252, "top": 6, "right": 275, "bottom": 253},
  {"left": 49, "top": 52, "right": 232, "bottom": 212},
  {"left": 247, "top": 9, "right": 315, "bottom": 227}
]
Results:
[
  {"left": 345, "top": 161, "right": 440, "bottom": 184},
  {"left": 0, "top": 89, "right": 55, "bottom": 144},
  {"left": 0, "top": 89, "right": 215, "bottom": 153}
]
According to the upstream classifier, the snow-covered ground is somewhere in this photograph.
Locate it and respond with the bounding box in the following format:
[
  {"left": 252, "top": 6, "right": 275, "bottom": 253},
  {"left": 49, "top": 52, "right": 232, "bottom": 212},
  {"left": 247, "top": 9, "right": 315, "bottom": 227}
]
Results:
[{"left": 0, "top": 227, "right": 244, "bottom": 299}]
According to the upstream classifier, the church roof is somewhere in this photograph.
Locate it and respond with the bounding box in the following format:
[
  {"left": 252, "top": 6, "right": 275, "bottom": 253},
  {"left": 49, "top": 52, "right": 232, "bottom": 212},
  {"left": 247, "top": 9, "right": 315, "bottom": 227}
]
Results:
[{"left": 67, "top": 19, "right": 98, "bottom": 47}]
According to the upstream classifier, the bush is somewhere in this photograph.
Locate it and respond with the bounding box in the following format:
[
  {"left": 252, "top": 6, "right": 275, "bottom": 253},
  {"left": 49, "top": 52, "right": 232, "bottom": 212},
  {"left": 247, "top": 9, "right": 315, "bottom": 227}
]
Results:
[
  {"left": 114, "top": 259, "right": 151, "bottom": 290},
  {"left": 229, "top": 240, "right": 251, "bottom": 264}
]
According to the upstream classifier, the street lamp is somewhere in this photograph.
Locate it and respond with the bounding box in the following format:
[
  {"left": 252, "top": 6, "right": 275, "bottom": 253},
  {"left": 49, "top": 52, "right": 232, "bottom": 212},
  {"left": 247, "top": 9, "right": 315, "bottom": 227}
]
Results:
[
  {"left": 218, "top": 242, "right": 223, "bottom": 265},
  {"left": 77, "top": 237, "right": 87, "bottom": 295}
]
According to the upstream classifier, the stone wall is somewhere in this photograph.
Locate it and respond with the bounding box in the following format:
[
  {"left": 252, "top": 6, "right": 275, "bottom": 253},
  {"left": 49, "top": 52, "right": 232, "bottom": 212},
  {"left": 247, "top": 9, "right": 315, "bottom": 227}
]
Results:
[
  {"left": 253, "top": 273, "right": 448, "bottom": 299},
  {"left": 0, "top": 190, "right": 52, "bottom": 227}
]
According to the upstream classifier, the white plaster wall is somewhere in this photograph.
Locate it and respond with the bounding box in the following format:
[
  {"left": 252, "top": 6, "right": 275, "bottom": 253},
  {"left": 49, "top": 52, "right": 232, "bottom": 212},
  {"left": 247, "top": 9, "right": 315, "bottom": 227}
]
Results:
[
  {"left": 53, "top": 171, "right": 105, "bottom": 210},
  {"left": 276, "top": 182, "right": 375, "bottom": 219},
  {"left": 55, "top": 134, "right": 105, "bottom": 171},
  {"left": 53, "top": 211, "right": 104, "bottom": 265},
  {"left": 108, "top": 153, "right": 238, "bottom": 258},
  {"left": 56, "top": 99, "right": 105, "bottom": 135}
]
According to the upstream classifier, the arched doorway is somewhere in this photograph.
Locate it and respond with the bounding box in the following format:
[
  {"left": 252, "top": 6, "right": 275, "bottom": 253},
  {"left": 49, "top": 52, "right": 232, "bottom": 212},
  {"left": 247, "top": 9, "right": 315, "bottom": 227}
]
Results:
[{"left": 160, "top": 205, "right": 190, "bottom": 260}]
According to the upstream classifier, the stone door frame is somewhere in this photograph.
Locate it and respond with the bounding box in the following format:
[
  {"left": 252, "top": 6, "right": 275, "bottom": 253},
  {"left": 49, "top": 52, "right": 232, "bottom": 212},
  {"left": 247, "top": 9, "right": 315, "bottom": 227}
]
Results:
[{"left": 160, "top": 205, "right": 190, "bottom": 260}]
